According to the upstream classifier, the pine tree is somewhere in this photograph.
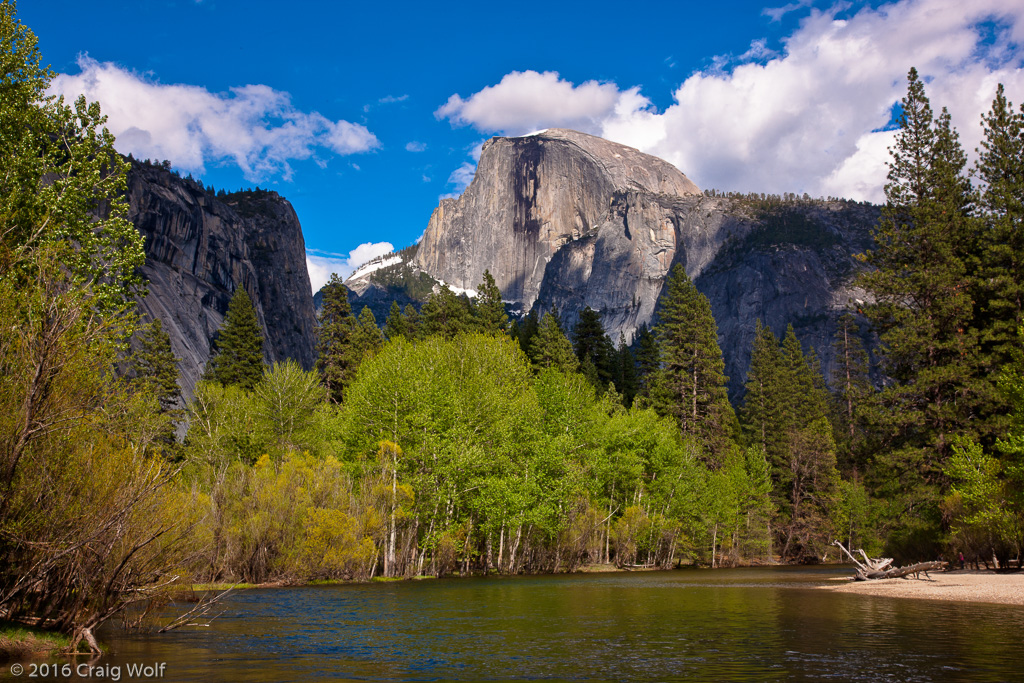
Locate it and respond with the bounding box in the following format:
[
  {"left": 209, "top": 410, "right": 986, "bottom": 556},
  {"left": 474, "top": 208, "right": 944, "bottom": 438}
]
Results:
[
  {"left": 779, "top": 325, "right": 829, "bottom": 430},
  {"left": 633, "top": 323, "right": 660, "bottom": 399},
  {"left": 353, "top": 306, "right": 384, "bottom": 358},
  {"left": 515, "top": 309, "right": 540, "bottom": 355},
  {"left": 572, "top": 307, "right": 615, "bottom": 389},
  {"left": 529, "top": 311, "right": 579, "bottom": 373},
  {"left": 613, "top": 332, "right": 638, "bottom": 407},
  {"left": 650, "top": 264, "right": 734, "bottom": 455},
  {"left": 316, "top": 274, "right": 359, "bottom": 402},
  {"left": 421, "top": 284, "right": 471, "bottom": 338},
  {"left": 205, "top": 286, "right": 265, "bottom": 390},
  {"left": 859, "top": 68, "right": 982, "bottom": 544},
  {"left": 383, "top": 301, "right": 408, "bottom": 340},
  {"left": 403, "top": 304, "right": 422, "bottom": 340},
  {"left": 831, "top": 313, "right": 871, "bottom": 459},
  {"left": 741, "top": 320, "right": 783, "bottom": 457},
  {"left": 474, "top": 269, "right": 509, "bottom": 335},
  {"left": 976, "top": 84, "right": 1024, "bottom": 373},
  {"left": 132, "top": 317, "right": 181, "bottom": 413}
]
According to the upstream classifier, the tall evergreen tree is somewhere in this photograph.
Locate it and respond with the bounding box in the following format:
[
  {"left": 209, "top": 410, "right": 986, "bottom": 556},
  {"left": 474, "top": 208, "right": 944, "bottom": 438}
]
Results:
[
  {"left": 132, "top": 317, "right": 181, "bottom": 414},
  {"left": 572, "top": 307, "right": 615, "bottom": 388},
  {"left": 383, "top": 301, "right": 408, "bottom": 340},
  {"left": 421, "top": 284, "right": 471, "bottom": 338},
  {"left": 402, "top": 304, "right": 422, "bottom": 340},
  {"left": 613, "top": 332, "right": 639, "bottom": 407},
  {"left": 650, "top": 264, "right": 734, "bottom": 456},
  {"left": 474, "top": 269, "right": 509, "bottom": 335},
  {"left": 976, "top": 84, "right": 1024, "bottom": 373},
  {"left": 353, "top": 306, "right": 385, "bottom": 359},
  {"left": 859, "top": 68, "right": 982, "bottom": 548},
  {"left": 779, "top": 325, "right": 830, "bottom": 430},
  {"left": 515, "top": 309, "right": 540, "bottom": 355},
  {"left": 741, "top": 320, "right": 783, "bottom": 457},
  {"left": 316, "top": 274, "right": 359, "bottom": 402},
  {"left": 205, "top": 286, "right": 265, "bottom": 390},
  {"left": 831, "top": 313, "right": 872, "bottom": 460},
  {"left": 633, "top": 322, "right": 660, "bottom": 399},
  {"left": 529, "top": 311, "right": 579, "bottom": 373}
]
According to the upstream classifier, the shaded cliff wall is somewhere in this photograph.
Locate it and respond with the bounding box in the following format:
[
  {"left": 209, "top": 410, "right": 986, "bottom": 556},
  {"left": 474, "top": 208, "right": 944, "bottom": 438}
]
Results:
[{"left": 127, "top": 162, "right": 317, "bottom": 398}]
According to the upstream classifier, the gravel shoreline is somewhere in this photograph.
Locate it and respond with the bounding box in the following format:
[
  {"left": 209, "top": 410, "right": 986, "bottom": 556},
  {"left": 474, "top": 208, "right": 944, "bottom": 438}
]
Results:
[{"left": 817, "top": 570, "right": 1024, "bottom": 606}]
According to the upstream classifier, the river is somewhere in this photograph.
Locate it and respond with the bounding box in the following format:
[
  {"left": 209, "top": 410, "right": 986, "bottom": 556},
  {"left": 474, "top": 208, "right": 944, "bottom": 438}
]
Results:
[{"left": 7, "top": 566, "right": 1023, "bottom": 682}]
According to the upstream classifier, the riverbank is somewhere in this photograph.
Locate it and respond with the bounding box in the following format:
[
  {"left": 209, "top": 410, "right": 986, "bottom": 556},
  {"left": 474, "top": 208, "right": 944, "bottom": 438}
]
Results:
[
  {"left": 0, "top": 622, "right": 72, "bottom": 662},
  {"left": 818, "top": 570, "right": 1024, "bottom": 606}
]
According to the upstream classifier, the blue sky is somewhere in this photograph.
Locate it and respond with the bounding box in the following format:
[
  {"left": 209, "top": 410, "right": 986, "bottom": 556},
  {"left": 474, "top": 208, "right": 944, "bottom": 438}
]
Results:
[{"left": 20, "top": 0, "right": 1024, "bottom": 291}]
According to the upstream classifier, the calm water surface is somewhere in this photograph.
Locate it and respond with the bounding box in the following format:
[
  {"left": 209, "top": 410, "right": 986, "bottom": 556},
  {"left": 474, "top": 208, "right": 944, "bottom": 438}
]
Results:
[{"left": 7, "top": 566, "right": 1023, "bottom": 682}]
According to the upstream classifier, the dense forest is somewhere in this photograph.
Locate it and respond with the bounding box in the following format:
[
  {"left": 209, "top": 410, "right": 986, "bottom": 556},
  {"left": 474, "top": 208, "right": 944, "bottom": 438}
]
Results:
[{"left": 1, "top": 1, "right": 1023, "bottom": 650}]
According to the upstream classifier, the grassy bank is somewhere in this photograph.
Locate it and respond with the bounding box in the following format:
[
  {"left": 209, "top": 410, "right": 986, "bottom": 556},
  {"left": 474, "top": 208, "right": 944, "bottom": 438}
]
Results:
[{"left": 0, "top": 622, "right": 72, "bottom": 662}]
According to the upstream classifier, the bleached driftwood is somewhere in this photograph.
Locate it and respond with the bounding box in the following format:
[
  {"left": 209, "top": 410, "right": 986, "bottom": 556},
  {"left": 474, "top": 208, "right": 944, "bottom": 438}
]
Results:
[
  {"left": 833, "top": 540, "right": 941, "bottom": 580},
  {"left": 852, "top": 561, "right": 945, "bottom": 581}
]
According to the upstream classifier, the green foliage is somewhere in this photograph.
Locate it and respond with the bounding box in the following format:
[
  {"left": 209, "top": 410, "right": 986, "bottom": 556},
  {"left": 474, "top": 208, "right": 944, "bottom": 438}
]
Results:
[
  {"left": 633, "top": 322, "right": 659, "bottom": 400},
  {"left": 830, "top": 313, "right": 871, "bottom": 455},
  {"left": 858, "top": 68, "right": 990, "bottom": 553},
  {"left": 205, "top": 287, "right": 266, "bottom": 390},
  {"left": 131, "top": 317, "right": 181, "bottom": 414},
  {"left": 975, "top": 84, "right": 1024, "bottom": 415},
  {"left": 420, "top": 284, "right": 472, "bottom": 338},
  {"left": 0, "top": 246, "right": 193, "bottom": 646},
  {"left": 354, "top": 306, "right": 384, "bottom": 356},
  {"left": 741, "top": 320, "right": 783, "bottom": 457},
  {"left": 740, "top": 322, "right": 848, "bottom": 560},
  {"left": 255, "top": 361, "right": 329, "bottom": 452},
  {"left": 650, "top": 264, "right": 734, "bottom": 457},
  {"left": 530, "top": 311, "right": 579, "bottom": 373},
  {"left": 316, "top": 274, "right": 359, "bottom": 402},
  {"left": 612, "top": 332, "right": 638, "bottom": 407},
  {"left": 474, "top": 269, "right": 509, "bottom": 335},
  {"left": 572, "top": 307, "right": 615, "bottom": 390},
  {"left": 0, "top": 5, "right": 188, "bottom": 645},
  {"left": 513, "top": 308, "right": 539, "bottom": 356},
  {"left": 383, "top": 301, "right": 408, "bottom": 340},
  {"left": 942, "top": 439, "right": 1020, "bottom": 564},
  {"left": 0, "top": 1, "right": 143, "bottom": 315}
]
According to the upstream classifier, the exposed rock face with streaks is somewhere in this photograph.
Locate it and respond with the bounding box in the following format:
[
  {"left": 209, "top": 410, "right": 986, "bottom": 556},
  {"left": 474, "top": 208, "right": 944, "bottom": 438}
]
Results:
[
  {"left": 350, "top": 129, "right": 879, "bottom": 394},
  {"left": 127, "top": 162, "right": 317, "bottom": 399},
  {"left": 413, "top": 129, "right": 700, "bottom": 311}
]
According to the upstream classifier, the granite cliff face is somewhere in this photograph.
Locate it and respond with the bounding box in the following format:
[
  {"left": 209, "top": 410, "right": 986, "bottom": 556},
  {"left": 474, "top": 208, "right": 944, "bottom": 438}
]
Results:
[
  {"left": 413, "top": 129, "right": 700, "bottom": 311},
  {"left": 349, "top": 129, "right": 878, "bottom": 395},
  {"left": 128, "top": 162, "right": 317, "bottom": 398}
]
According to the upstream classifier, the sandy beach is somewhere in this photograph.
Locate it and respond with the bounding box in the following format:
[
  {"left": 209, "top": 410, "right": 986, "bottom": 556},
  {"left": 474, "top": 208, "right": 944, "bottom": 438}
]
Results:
[{"left": 818, "top": 570, "right": 1024, "bottom": 606}]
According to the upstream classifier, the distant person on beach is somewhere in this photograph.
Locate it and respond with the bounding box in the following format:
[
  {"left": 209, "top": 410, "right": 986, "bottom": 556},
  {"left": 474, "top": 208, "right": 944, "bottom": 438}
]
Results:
[{"left": 959, "top": 551, "right": 965, "bottom": 570}]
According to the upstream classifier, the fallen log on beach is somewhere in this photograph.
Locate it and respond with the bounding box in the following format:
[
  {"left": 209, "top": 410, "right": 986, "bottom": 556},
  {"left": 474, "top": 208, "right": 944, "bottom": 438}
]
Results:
[
  {"left": 833, "top": 540, "right": 946, "bottom": 581},
  {"left": 853, "top": 561, "right": 946, "bottom": 581}
]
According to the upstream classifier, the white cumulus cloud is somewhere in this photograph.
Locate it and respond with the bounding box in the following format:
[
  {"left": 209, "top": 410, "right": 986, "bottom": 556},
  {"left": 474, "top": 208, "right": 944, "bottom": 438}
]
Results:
[
  {"left": 435, "top": 0, "right": 1024, "bottom": 203},
  {"left": 51, "top": 56, "right": 379, "bottom": 181},
  {"left": 306, "top": 242, "right": 394, "bottom": 293},
  {"left": 436, "top": 70, "right": 636, "bottom": 135}
]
